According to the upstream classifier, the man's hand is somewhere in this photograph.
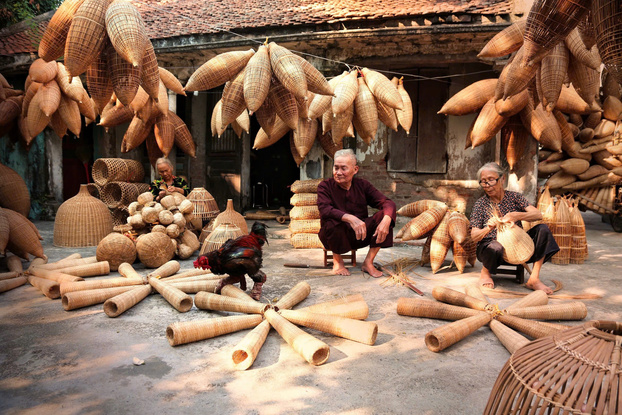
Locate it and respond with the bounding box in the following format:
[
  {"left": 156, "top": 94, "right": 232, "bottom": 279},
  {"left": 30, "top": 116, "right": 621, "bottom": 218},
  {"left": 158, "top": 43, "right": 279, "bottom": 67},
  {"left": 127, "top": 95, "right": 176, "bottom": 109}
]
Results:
[
  {"left": 343, "top": 214, "right": 367, "bottom": 240},
  {"left": 373, "top": 215, "right": 392, "bottom": 244}
]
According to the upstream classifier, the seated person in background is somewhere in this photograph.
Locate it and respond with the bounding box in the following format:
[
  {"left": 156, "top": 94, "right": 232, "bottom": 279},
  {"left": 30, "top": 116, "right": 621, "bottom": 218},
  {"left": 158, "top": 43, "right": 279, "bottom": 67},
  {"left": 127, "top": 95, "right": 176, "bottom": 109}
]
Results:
[
  {"left": 149, "top": 157, "right": 190, "bottom": 202},
  {"left": 470, "top": 162, "right": 559, "bottom": 294},
  {"left": 317, "top": 149, "right": 396, "bottom": 277}
]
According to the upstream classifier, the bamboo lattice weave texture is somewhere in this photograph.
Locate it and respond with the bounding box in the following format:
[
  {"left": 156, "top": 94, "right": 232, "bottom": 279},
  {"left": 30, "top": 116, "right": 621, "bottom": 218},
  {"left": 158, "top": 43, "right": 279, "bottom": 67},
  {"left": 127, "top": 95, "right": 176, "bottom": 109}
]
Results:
[
  {"left": 213, "top": 199, "right": 248, "bottom": 233},
  {"left": 64, "top": 0, "right": 109, "bottom": 77},
  {"left": 0, "top": 163, "right": 31, "bottom": 217},
  {"left": 107, "top": 45, "right": 141, "bottom": 105},
  {"left": 184, "top": 49, "right": 254, "bottom": 92},
  {"left": 243, "top": 45, "right": 271, "bottom": 113},
  {"left": 100, "top": 182, "right": 149, "bottom": 209},
  {"left": 92, "top": 158, "right": 145, "bottom": 186},
  {"left": 187, "top": 187, "right": 219, "bottom": 220},
  {"left": 38, "top": 0, "right": 87, "bottom": 62},
  {"left": 268, "top": 42, "right": 308, "bottom": 101},
  {"left": 105, "top": 0, "right": 148, "bottom": 67},
  {"left": 290, "top": 179, "right": 323, "bottom": 194},
  {"left": 96, "top": 233, "right": 136, "bottom": 271},
  {"left": 290, "top": 193, "right": 317, "bottom": 206},
  {"left": 62, "top": 286, "right": 135, "bottom": 310},
  {"left": 592, "top": 0, "right": 622, "bottom": 85},
  {"left": 167, "top": 315, "right": 263, "bottom": 346},
  {"left": 103, "top": 284, "right": 152, "bottom": 317}
]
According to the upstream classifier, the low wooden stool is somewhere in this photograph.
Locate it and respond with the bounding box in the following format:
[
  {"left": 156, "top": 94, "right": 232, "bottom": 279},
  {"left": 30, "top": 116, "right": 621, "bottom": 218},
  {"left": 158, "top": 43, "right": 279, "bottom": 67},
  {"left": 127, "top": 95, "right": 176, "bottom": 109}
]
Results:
[
  {"left": 492, "top": 261, "right": 525, "bottom": 284},
  {"left": 323, "top": 249, "right": 356, "bottom": 267}
]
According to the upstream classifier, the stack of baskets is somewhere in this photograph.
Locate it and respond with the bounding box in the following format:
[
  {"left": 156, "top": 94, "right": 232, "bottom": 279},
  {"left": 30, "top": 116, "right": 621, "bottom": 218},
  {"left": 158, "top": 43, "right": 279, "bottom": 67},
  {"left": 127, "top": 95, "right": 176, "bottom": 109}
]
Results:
[
  {"left": 289, "top": 179, "right": 324, "bottom": 249},
  {"left": 91, "top": 158, "right": 149, "bottom": 226}
]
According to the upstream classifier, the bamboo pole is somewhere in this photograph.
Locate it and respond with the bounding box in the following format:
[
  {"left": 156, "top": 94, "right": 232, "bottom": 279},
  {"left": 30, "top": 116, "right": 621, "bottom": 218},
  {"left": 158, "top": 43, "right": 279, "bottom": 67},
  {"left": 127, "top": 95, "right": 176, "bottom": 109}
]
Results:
[
  {"left": 148, "top": 277, "right": 193, "bottom": 312},
  {"left": 62, "top": 286, "right": 136, "bottom": 311},
  {"left": 167, "top": 314, "right": 263, "bottom": 346},
  {"left": 104, "top": 285, "right": 153, "bottom": 317},
  {"left": 280, "top": 309, "right": 378, "bottom": 345}
]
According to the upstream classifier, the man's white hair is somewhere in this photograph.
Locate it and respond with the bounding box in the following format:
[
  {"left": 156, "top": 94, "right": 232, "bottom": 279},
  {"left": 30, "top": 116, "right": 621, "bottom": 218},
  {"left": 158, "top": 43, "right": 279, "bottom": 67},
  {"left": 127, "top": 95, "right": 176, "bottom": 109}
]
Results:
[{"left": 334, "top": 149, "right": 357, "bottom": 165}]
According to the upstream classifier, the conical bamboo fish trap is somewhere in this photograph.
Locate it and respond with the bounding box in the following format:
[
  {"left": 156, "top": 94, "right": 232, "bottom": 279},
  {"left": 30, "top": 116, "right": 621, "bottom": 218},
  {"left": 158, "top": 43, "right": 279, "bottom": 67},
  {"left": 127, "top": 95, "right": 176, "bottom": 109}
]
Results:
[
  {"left": 332, "top": 71, "right": 358, "bottom": 115},
  {"left": 376, "top": 99, "right": 398, "bottom": 132},
  {"left": 98, "top": 103, "right": 134, "bottom": 128},
  {"left": 27, "top": 93, "right": 50, "bottom": 138},
  {"left": 520, "top": 100, "right": 563, "bottom": 152},
  {"left": 452, "top": 241, "right": 468, "bottom": 273},
  {"left": 569, "top": 203, "right": 587, "bottom": 264},
  {"left": 506, "top": 302, "right": 588, "bottom": 321},
  {"left": 38, "top": 0, "right": 87, "bottom": 61},
  {"left": 290, "top": 193, "right": 317, "bottom": 206},
  {"left": 221, "top": 68, "right": 246, "bottom": 127},
  {"left": 554, "top": 84, "right": 594, "bottom": 114},
  {"left": 290, "top": 178, "right": 323, "bottom": 194},
  {"left": 471, "top": 98, "right": 509, "bottom": 148},
  {"left": 0, "top": 209, "right": 9, "bottom": 255},
  {"left": 502, "top": 120, "right": 530, "bottom": 172},
  {"left": 293, "top": 117, "right": 318, "bottom": 159},
  {"left": 212, "top": 199, "right": 248, "bottom": 234},
  {"left": 538, "top": 42, "right": 569, "bottom": 111},
  {"left": 429, "top": 213, "right": 452, "bottom": 274},
  {"left": 64, "top": 0, "right": 108, "bottom": 77},
  {"left": 559, "top": 158, "right": 590, "bottom": 175},
  {"left": 141, "top": 43, "right": 160, "bottom": 101},
  {"left": 121, "top": 116, "right": 151, "bottom": 153},
  {"left": 154, "top": 114, "right": 174, "bottom": 156},
  {"left": 290, "top": 233, "right": 324, "bottom": 249},
  {"left": 273, "top": 281, "right": 311, "bottom": 310},
  {"left": 483, "top": 321, "right": 622, "bottom": 415},
  {"left": 0, "top": 276, "right": 28, "bottom": 293},
  {"left": 105, "top": 0, "right": 148, "bottom": 67},
  {"left": 58, "top": 261, "right": 110, "bottom": 277},
  {"left": 478, "top": 20, "right": 526, "bottom": 58},
  {"left": 0, "top": 163, "right": 31, "bottom": 217},
  {"left": 92, "top": 158, "right": 144, "bottom": 186},
  {"left": 495, "top": 89, "right": 529, "bottom": 117},
  {"left": 243, "top": 45, "right": 271, "bottom": 113},
  {"left": 264, "top": 308, "right": 330, "bottom": 366},
  {"left": 53, "top": 185, "right": 113, "bottom": 247},
  {"left": 200, "top": 223, "right": 244, "bottom": 254},
  {"left": 289, "top": 219, "right": 321, "bottom": 235},
  {"left": 577, "top": 11, "right": 596, "bottom": 49},
  {"left": 567, "top": 54, "right": 600, "bottom": 106},
  {"left": 432, "top": 286, "right": 489, "bottom": 311},
  {"left": 504, "top": 290, "right": 549, "bottom": 312},
  {"left": 401, "top": 204, "right": 448, "bottom": 241},
  {"left": 231, "top": 319, "right": 271, "bottom": 371},
  {"left": 1, "top": 208, "right": 44, "bottom": 259},
  {"left": 425, "top": 313, "right": 493, "bottom": 352},
  {"left": 62, "top": 286, "right": 136, "bottom": 310},
  {"left": 361, "top": 68, "right": 403, "bottom": 110},
  {"left": 331, "top": 104, "right": 353, "bottom": 146},
  {"left": 37, "top": 80, "right": 61, "bottom": 117},
  {"left": 221, "top": 284, "right": 256, "bottom": 302},
  {"left": 86, "top": 56, "right": 113, "bottom": 113},
  {"left": 107, "top": 44, "right": 141, "bottom": 105},
  {"left": 289, "top": 206, "right": 320, "bottom": 220},
  {"left": 185, "top": 49, "right": 254, "bottom": 92},
  {"left": 167, "top": 314, "right": 263, "bottom": 346},
  {"left": 489, "top": 320, "right": 530, "bottom": 354},
  {"left": 159, "top": 67, "right": 185, "bottom": 96},
  {"left": 28, "top": 275, "right": 61, "bottom": 299},
  {"left": 195, "top": 292, "right": 267, "bottom": 314},
  {"left": 103, "top": 284, "right": 152, "bottom": 317},
  {"left": 439, "top": 79, "right": 497, "bottom": 116},
  {"left": 565, "top": 27, "right": 600, "bottom": 70},
  {"left": 168, "top": 280, "right": 219, "bottom": 294},
  {"left": 168, "top": 111, "right": 196, "bottom": 157},
  {"left": 447, "top": 211, "right": 469, "bottom": 244},
  {"left": 29, "top": 267, "right": 84, "bottom": 284},
  {"left": 397, "top": 199, "right": 446, "bottom": 217},
  {"left": 253, "top": 117, "right": 289, "bottom": 150},
  {"left": 280, "top": 309, "right": 378, "bottom": 345},
  {"left": 58, "top": 94, "right": 82, "bottom": 136},
  {"left": 148, "top": 277, "right": 192, "bottom": 312},
  {"left": 60, "top": 276, "right": 143, "bottom": 296},
  {"left": 267, "top": 76, "right": 298, "bottom": 130},
  {"left": 268, "top": 42, "right": 307, "bottom": 101},
  {"left": 551, "top": 198, "right": 572, "bottom": 265},
  {"left": 591, "top": 0, "right": 622, "bottom": 85}
]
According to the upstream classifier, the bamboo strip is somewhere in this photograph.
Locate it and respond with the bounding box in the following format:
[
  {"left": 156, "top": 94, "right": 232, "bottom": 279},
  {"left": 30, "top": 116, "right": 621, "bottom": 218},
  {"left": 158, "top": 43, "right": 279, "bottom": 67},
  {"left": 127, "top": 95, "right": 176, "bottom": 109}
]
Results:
[
  {"left": 60, "top": 277, "right": 144, "bottom": 295},
  {"left": 62, "top": 286, "right": 138, "bottom": 311},
  {"left": 167, "top": 314, "right": 263, "bottom": 346},
  {"left": 280, "top": 309, "right": 378, "bottom": 345},
  {"left": 505, "top": 302, "right": 588, "bottom": 320},
  {"left": 28, "top": 267, "right": 84, "bottom": 283},
  {"left": 425, "top": 313, "right": 493, "bottom": 352},
  {"left": 274, "top": 281, "right": 312, "bottom": 310},
  {"left": 431, "top": 286, "right": 489, "bottom": 311},
  {"left": 27, "top": 275, "right": 60, "bottom": 299},
  {"left": 0, "top": 271, "right": 19, "bottom": 281},
  {"left": 103, "top": 284, "right": 152, "bottom": 317},
  {"left": 57, "top": 261, "right": 110, "bottom": 277},
  {"left": 118, "top": 262, "right": 142, "bottom": 279},
  {"left": 504, "top": 290, "right": 549, "bottom": 312},
  {"left": 35, "top": 255, "right": 95, "bottom": 270},
  {"left": 148, "top": 277, "right": 193, "bottom": 312},
  {"left": 0, "top": 276, "right": 27, "bottom": 293},
  {"left": 195, "top": 291, "right": 267, "bottom": 314},
  {"left": 489, "top": 320, "right": 530, "bottom": 354},
  {"left": 146, "top": 260, "right": 180, "bottom": 279},
  {"left": 264, "top": 308, "right": 330, "bottom": 365},
  {"left": 168, "top": 280, "right": 219, "bottom": 294},
  {"left": 397, "top": 297, "right": 484, "bottom": 320},
  {"left": 231, "top": 319, "right": 271, "bottom": 371}
]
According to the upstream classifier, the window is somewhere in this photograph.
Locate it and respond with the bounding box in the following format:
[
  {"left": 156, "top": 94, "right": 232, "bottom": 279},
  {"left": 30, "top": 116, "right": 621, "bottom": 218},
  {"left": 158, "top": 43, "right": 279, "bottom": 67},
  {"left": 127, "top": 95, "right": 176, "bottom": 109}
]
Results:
[{"left": 388, "top": 68, "right": 448, "bottom": 173}]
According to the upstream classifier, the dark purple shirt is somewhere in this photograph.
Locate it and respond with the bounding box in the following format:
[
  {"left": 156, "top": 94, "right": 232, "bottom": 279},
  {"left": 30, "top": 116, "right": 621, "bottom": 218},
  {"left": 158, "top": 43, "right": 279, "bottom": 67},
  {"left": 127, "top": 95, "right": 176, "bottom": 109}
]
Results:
[{"left": 317, "top": 177, "right": 396, "bottom": 224}]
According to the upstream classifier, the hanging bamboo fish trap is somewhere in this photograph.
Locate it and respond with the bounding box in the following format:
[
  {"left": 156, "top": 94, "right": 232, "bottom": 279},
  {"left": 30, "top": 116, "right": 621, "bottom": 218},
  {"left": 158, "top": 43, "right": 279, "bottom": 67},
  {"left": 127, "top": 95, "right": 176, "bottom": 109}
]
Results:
[
  {"left": 0, "top": 162, "right": 31, "bottom": 217},
  {"left": 484, "top": 320, "right": 622, "bottom": 415},
  {"left": 591, "top": 0, "right": 622, "bottom": 85}
]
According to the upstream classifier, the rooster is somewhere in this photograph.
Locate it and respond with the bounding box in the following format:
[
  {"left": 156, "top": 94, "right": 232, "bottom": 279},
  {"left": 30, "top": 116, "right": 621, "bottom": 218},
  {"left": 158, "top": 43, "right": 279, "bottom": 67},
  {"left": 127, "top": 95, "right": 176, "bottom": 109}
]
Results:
[{"left": 193, "top": 221, "right": 268, "bottom": 300}]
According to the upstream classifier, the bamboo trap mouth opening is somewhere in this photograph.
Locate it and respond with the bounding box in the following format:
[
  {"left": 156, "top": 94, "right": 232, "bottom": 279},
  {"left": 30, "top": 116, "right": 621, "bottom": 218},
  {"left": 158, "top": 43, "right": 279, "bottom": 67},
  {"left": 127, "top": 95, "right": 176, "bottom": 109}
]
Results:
[{"left": 232, "top": 350, "right": 249, "bottom": 365}]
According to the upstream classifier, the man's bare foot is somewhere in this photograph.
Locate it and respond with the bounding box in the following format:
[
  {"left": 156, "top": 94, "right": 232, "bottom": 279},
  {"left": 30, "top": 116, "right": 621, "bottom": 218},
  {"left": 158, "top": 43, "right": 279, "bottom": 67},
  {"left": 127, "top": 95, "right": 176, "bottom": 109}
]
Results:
[
  {"left": 332, "top": 263, "right": 351, "bottom": 276},
  {"left": 478, "top": 275, "right": 495, "bottom": 289},
  {"left": 525, "top": 280, "right": 553, "bottom": 295},
  {"left": 362, "top": 263, "right": 383, "bottom": 278}
]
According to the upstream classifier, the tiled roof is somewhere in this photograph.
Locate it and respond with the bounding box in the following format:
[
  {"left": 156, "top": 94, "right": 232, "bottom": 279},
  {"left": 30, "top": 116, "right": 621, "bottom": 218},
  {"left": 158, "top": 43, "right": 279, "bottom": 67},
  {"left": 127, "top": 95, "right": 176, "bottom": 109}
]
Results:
[{"left": 0, "top": 0, "right": 513, "bottom": 56}]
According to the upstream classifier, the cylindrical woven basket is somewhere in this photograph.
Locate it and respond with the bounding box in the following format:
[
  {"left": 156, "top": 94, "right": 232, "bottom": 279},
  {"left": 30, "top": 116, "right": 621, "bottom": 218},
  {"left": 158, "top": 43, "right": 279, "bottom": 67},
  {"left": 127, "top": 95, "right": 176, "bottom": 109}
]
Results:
[
  {"left": 280, "top": 309, "right": 378, "bottom": 345},
  {"left": 86, "top": 183, "right": 102, "bottom": 199},
  {"left": 551, "top": 198, "right": 572, "bottom": 265},
  {"left": 200, "top": 223, "right": 244, "bottom": 255},
  {"left": 273, "top": 281, "right": 311, "bottom": 310},
  {"left": 100, "top": 182, "right": 150, "bottom": 209},
  {"left": 484, "top": 321, "right": 622, "bottom": 415},
  {"left": 401, "top": 205, "right": 448, "bottom": 241},
  {"left": 290, "top": 193, "right": 318, "bottom": 207},
  {"left": 96, "top": 233, "right": 136, "bottom": 271},
  {"left": 186, "top": 187, "right": 220, "bottom": 221},
  {"left": 103, "top": 284, "right": 152, "bottom": 318},
  {"left": 212, "top": 199, "right": 248, "bottom": 234},
  {"left": 429, "top": 213, "right": 452, "bottom": 274},
  {"left": 290, "top": 233, "right": 324, "bottom": 249},
  {"left": 231, "top": 319, "right": 271, "bottom": 371},
  {"left": 195, "top": 291, "right": 266, "bottom": 314},
  {"left": 290, "top": 178, "right": 323, "bottom": 194},
  {"left": 592, "top": 0, "right": 622, "bottom": 85},
  {"left": 289, "top": 206, "right": 320, "bottom": 220},
  {"left": 53, "top": 185, "right": 113, "bottom": 247},
  {"left": 289, "top": 219, "right": 321, "bottom": 235},
  {"left": 166, "top": 314, "right": 263, "bottom": 346},
  {"left": 148, "top": 277, "right": 193, "bottom": 312},
  {"left": 91, "top": 158, "right": 145, "bottom": 186},
  {"left": 111, "top": 208, "right": 130, "bottom": 227}
]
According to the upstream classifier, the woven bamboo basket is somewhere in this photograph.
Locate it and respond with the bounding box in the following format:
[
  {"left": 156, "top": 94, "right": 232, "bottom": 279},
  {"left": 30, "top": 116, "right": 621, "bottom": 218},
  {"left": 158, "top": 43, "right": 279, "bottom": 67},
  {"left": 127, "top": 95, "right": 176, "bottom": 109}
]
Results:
[
  {"left": 6, "top": 254, "right": 23, "bottom": 274},
  {"left": 92, "top": 158, "right": 144, "bottom": 186},
  {"left": 331, "top": 71, "right": 357, "bottom": 115},
  {"left": 62, "top": 286, "right": 135, "bottom": 311},
  {"left": 446, "top": 211, "right": 469, "bottom": 244},
  {"left": 53, "top": 185, "right": 113, "bottom": 247},
  {"left": 439, "top": 78, "right": 498, "bottom": 116},
  {"left": 289, "top": 206, "right": 320, "bottom": 220},
  {"left": 592, "top": 0, "right": 622, "bottom": 85},
  {"left": 153, "top": 114, "right": 174, "bottom": 157},
  {"left": 292, "top": 117, "right": 317, "bottom": 159},
  {"left": 551, "top": 199, "right": 572, "bottom": 265},
  {"left": 168, "top": 280, "right": 219, "bottom": 294},
  {"left": 489, "top": 320, "right": 531, "bottom": 354},
  {"left": 432, "top": 286, "right": 489, "bottom": 311},
  {"left": 29, "top": 59, "right": 58, "bottom": 84},
  {"left": 401, "top": 204, "right": 448, "bottom": 241},
  {"left": 291, "top": 178, "right": 323, "bottom": 194},
  {"left": 471, "top": 98, "right": 509, "bottom": 148},
  {"left": 200, "top": 223, "right": 244, "bottom": 255},
  {"left": 566, "top": 27, "right": 600, "bottom": 70},
  {"left": 195, "top": 291, "right": 266, "bottom": 314},
  {"left": 220, "top": 284, "right": 255, "bottom": 302},
  {"left": 1, "top": 208, "right": 43, "bottom": 260},
  {"left": 577, "top": 11, "right": 596, "bottom": 49},
  {"left": 568, "top": 55, "right": 600, "bottom": 107},
  {"left": 167, "top": 314, "right": 263, "bottom": 346},
  {"left": 290, "top": 193, "right": 317, "bottom": 207},
  {"left": 111, "top": 208, "right": 129, "bottom": 227},
  {"left": 85, "top": 183, "right": 101, "bottom": 199},
  {"left": 29, "top": 267, "right": 84, "bottom": 284},
  {"left": 64, "top": 0, "right": 108, "bottom": 77},
  {"left": 95, "top": 233, "right": 136, "bottom": 271},
  {"left": 0, "top": 276, "right": 28, "bottom": 293},
  {"left": 507, "top": 302, "right": 588, "bottom": 321},
  {"left": 289, "top": 219, "right": 321, "bottom": 235},
  {"left": 361, "top": 68, "right": 403, "bottom": 110},
  {"left": 266, "top": 76, "right": 299, "bottom": 130},
  {"left": 135, "top": 232, "right": 175, "bottom": 268},
  {"left": 569, "top": 203, "right": 587, "bottom": 264},
  {"left": 121, "top": 116, "right": 151, "bottom": 153},
  {"left": 559, "top": 158, "right": 590, "bottom": 175},
  {"left": 221, "top": 68, "right": 247, "bottom": 127},
  {"left": 98, "top": 103, "right": 134, "bottom": 129},
  {"left": 140, "top": 42, "right": 160, "bottom": 101},
  {"left": 28, "top": 275, "right": 61, "bottom": 299},
  {"left": 168, "top": 111, "right": 196, "bottom": 158},
  {"left": 105, "top": 0, "right": 148, "bottom": 67},
  {"left": 331, "top": 103, "right": 353, "bottom": 146},
  {"left": 495, "top": 221, "right": 535, "bottom": 265},
  {"left": 290, "top": 233, "right": 324, "bottom": 249},
  {"left": 376, "top": 99, "right": 399, "bottom": 132},
  {"left": 504, "top": 290, "right": 549, "bottom": 312},
  {"left": 158, "top": 67, "right": 184, "bottom": 96},
  {"left": 452, "top": 241, "right": 468, "bottom": 273},
  {"left": 539, "top": 42, "right": 569, "bottom": 111},
  {"left": 483, "top": 321, "right": 622, "bottom": 415},
  {"left": 268, "top": 42, "right": 307, "bottom": 101},
  {"left": 272, "top": 280, "right": 311, "bottom": 309},
  {"left": 185, "top": 49, "right": 254, "bottom": 92},
  {"left": 280, "top": 309, "right": 378, "bottom": 345},
  {"left": 37, "top": 80, "right": 61, "bottom": 117},
  {"left": 264, "top": 308, "right": 330, "bottom": 365},
  {"left": 101, "top": 182, "right": 149, "bottom": 209},
  {"left": 242, "top": 45, "right": 271, "bottom": 113},
  {"left": 103, "top": 284, "right": 152, "bottom": 317},
  {"left": 0, "top": 163, "right": 31, "bottom": 217},
  {"left": 231, "top": 319, "right": 271, "bottom": 371},
  {"left": 58, "top": 261, "right": 110, "bottom": 277},
  {"left": 212, "top": 199, "right": 247, "bottom": 234},
  {"left": 397, "top": 200, "right": 446, "bottom": 218},
  {"left": 429, "top": 214, "right": 452, "bottom": 274},
  {"left": 478, "top": 20, "right": 526, "bottom": 58},
  {"left": 0, "top": 271, "right": 19, "bottom": 282},
  {"left": 38, "top": 0, "right": 87, "bottom": 61},
  {"left": 86, "top": 56, "right": 113, "bottom": 114},
  {"left": 186, "top": 188, "right": 219, "bottom": 221},
  {"left": 106, "top": 45, "right": 140, "bottom": 105},
  {"left": 300, "top": 299, "right": 369, "bottom": 321},
  {"left": 147, "top": 277, "right": 192, "bottom": 312},
  {"left": 425, "top": 313, "right": 493, "bottom": 352},
  {"left": 60, "top": 276, "right": 143, "bottom": 296}
]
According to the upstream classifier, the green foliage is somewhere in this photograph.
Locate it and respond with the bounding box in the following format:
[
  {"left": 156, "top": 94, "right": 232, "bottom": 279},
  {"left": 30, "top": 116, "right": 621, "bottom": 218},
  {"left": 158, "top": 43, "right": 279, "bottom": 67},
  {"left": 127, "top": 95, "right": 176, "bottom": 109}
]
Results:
[{"left": 0, "top": 0, "right": 62, "bottom": 29}]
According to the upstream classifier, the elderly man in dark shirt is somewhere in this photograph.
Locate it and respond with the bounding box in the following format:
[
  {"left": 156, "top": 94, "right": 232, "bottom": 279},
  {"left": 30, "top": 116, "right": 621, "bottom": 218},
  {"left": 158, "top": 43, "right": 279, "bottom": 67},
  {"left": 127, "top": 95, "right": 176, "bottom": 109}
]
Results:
[{"left": 317, "top": 149, "right": 396, "bottom": 277}]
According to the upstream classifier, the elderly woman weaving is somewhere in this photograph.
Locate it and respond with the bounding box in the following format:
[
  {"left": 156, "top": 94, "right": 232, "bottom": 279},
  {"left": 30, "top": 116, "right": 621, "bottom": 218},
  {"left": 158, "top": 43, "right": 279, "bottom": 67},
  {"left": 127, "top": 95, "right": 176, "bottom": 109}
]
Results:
[
  {"left": 470, "top": 162, "right": 559, "bottom": 294},
  {"left": 149, "top": 157, "right": 190, "bottom": 202}
]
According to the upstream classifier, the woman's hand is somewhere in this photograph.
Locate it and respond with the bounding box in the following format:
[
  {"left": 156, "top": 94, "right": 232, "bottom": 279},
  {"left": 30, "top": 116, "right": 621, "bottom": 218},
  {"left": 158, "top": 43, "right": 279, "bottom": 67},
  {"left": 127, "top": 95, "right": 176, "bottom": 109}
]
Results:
[
  {"left": 167, "top": 186, "right": 180, "bottom": 194},
  {"left": 502, "top": 211, "right": 522, "bottom": 225}
]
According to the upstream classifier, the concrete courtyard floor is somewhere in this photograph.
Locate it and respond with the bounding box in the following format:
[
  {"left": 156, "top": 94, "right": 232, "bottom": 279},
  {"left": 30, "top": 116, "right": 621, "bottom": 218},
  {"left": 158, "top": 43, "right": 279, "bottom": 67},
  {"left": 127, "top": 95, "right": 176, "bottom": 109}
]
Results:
[{"left": 1, "top": 211, "right": 621, "bottom": 414}]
